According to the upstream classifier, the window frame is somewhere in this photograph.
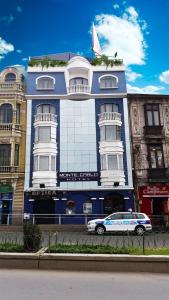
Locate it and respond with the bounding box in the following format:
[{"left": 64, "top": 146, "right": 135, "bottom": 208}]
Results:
[
  {"left": 0, "top": 144, "right": 11, "bottom": 166},
  {"left": 144, "top": 104, "right": 161, "bottom": 126},
  {"left": 0, "top": 103, "right": 13, "bottom": 123},
  {"left": 100, "top": 103, "right": 119, "bottom": 113},
  {"left": 99, "top": 75, "right": 118, "bottom": 89},
  {"left": 36, "top": 76, "right": 55, "bottom": 90},
  {"left": 147, "top": 144, "right": 164, "bottom": 169},
  {"left": 35, "top": 126, "right": 51, "bottom": 143}
]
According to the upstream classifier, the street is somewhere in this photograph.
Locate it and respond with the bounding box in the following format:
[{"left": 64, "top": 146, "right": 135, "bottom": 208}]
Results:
[{"left": 0, "top": 269, "right": 169, "bottom": 300}]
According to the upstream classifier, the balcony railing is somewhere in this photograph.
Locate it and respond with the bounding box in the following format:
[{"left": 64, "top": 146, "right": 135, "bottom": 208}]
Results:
[
  {"left": 0, "top": 83, "right": 24, "bottom": 92},
  {"left": 0, "top": 124, "right": 21, "bottom": 131},
  {"left": 148, "top": 168, "right": 168, "bottom": 182},
  {"left": 144, "top": 125, "right": 163, "bottom": 136},
  {"left": 0, "top": 166, "right": 19, "bottom": 173},
  {"left": 67, "top": 84, "right": 90, "bottom": 94},
  {"left": 99, "top": 112, "right": 122, "bottom": 122},
  {"left": 34, "top": 113, "right": 57, "bottom": 123}
]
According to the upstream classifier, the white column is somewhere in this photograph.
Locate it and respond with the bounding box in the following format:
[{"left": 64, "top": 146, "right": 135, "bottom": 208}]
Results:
[{"left": 24, "top": 99, "right": 32, "bottom": 190}]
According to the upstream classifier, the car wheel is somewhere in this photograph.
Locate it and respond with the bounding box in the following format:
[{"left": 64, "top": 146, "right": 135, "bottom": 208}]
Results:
[
  {"left": 96, "top": 225, "right": 105, "bottom": 235},
  {"left": 135, "top": 226, "right": 145, "bottom": 236}
]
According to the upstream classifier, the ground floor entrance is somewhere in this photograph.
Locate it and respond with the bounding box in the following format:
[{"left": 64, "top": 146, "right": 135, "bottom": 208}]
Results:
[{"left": 25, "top": 189, "right": 134, "bottom": 225}]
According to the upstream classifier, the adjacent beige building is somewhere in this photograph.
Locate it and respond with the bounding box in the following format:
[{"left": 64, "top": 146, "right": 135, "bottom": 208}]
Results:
[{"left": 0, "top": 66, "right": 26, "bottom": 224}]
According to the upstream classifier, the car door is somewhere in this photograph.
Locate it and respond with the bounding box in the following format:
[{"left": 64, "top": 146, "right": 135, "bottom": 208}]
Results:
[
  {"left": 122, "top": 213, "right": 137, "bottom": 231},
  {"left": 104, "top": 213, "right": 124, "bottom": 232}
]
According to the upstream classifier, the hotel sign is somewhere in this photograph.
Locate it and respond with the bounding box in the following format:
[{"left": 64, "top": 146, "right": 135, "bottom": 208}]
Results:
[{"left": 58, "top": 172, "right": 99, "bottom": 182}]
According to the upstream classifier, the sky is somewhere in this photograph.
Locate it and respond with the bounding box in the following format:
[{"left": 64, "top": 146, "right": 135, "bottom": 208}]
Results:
[{"left": 0, "top": 0, "right": 169, "bottom": 94}]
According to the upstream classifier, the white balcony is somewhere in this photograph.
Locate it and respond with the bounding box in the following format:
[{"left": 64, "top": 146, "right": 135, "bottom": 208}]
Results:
[
  {"left": 34, "top": 113, "right": 57, "bottom": 123},
  {"left": 67, "top": 84, "right": 90, "bottom": 95},
  {"left": 99, "top": 112, "right": 121, "bottom": 122}
]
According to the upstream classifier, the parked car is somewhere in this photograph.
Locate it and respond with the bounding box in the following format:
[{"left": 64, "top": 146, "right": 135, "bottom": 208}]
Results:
[{"left": 87, "top": 212, "right": 152, "bottom": 235}]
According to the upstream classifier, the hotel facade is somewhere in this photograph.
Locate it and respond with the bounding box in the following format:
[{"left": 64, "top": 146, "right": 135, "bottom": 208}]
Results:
[{"left": 24, "top": 53, "right": 134, "bottom": 224}]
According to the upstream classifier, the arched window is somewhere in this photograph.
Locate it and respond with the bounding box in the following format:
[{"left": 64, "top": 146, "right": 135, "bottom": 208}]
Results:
[
  {"left": 5, "top": 73, "right": 16, "bottom": 82},
  {"left": 99, "top": 75, "right": 118, "bottom": 89},
  {"left": 36, "top": 76, "right": 55, "bottom": 90},
  {"left": 0, "top": 104, "right": 13, "bottom": 123}
]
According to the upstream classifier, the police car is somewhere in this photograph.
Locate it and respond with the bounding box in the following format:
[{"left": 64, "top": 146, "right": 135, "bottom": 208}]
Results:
[{"left": 87, "top": 212, "right": 152, "bottom": 235}]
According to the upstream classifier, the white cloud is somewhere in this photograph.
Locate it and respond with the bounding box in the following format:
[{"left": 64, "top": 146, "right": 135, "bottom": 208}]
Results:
[
  {"left": 127, "top": 84, "right": 165, "bottom": 94},
  {"left": 126, "top": 67, "right": 142, "bottom": 82},
  {"left": 17, "top": 6, "right": 22, "bottom": 13},
  {"left": 113, "top": 4, "right": 119, "bottom": 10},
  {"left": 0, "top": 37, "right": 14, "bottom": 60},
  {"left": 16, "top": 49, "right": 22, "bottom": 54},
  {"left": 0, "top": 15, "right": 14, "bottom": 24},
  {"left": 159, "top": 70, "right": 169, "bottom": 84},
  {"left": 22, "top": 57, "right": 28, "bottom": 61},
  {"left": 95, "top": 6, "right": 147, "bottom": 66}
]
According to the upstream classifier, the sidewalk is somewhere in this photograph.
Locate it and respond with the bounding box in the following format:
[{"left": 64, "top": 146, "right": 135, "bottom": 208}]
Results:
[{"left": 0, "top": 252, "right": 169, "bottom": 273}]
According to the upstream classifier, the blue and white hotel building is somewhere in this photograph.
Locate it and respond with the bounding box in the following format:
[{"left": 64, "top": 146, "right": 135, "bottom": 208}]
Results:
[{"left": 24, "top": 53, "right": 134, "bottom": 224}]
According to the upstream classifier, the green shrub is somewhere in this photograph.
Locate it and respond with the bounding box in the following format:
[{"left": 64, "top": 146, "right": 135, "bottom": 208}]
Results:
[
  {"left": 0, "top": 243, "right": 24, "bottom": 252},
  {"left": 48, "top": 244, "right": 130, "bottom": 254},
  {"left": 23, "top": 223, "right": 42, "bottom": 252}
]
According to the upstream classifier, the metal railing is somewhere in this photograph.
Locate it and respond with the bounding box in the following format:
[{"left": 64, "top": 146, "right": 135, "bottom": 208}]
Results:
[
  {"left": 68, "top": 84, "right": 90, "bottom": 94},
  {"left": 0, "top": 83, "right": 24, "bottom": 91},
  {"left": 34, "top": 113, "right": 57, "bottom": 122},
  {"left": 99, "top": 112, "right": 122, "bottom": 122}
]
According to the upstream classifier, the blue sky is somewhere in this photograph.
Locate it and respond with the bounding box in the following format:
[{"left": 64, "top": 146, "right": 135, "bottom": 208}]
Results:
[{"left": 0, "top": 0, "right": 169, "bottom": 94}]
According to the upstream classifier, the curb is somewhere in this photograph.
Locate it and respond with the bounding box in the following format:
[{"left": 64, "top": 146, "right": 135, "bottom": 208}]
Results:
[{"left": 1, "top": 253, "right": 169, "bottom": 273}]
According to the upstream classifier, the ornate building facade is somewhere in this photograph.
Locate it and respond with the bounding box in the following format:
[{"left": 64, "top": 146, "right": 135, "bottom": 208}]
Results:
[
  {"left": 0, "top": 66, "right": 26, "bottom": 224},
  {"left": 128, "top": 94, "right": 169, "bottom": 223}
]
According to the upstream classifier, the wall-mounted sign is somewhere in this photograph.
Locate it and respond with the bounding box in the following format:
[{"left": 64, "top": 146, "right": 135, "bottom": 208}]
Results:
[
  {"left": 58, "top": 172, "right": 99, "bottom": 182},
  {"left": 29, "top": 190, "right": 58, "bottom": 197},
  {"left": 139, "top": 185, "right": 169, "bottom": 196}
]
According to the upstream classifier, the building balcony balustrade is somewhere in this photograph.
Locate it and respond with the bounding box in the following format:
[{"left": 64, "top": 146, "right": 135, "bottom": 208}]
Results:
[
  {"left": 144, "top": 125, "right": 163, "bottom": 137},
  {"left": 0, "top": 82, "right": 24, "bottom": 92},
  {"left": 0, "top": 166, "right": 19, "bottom": 173},
  {"left": 0, "top": 123, "right": 21, "bottom": 131},
  {"left": 67, "top": 84, "right": 90, "bottom": 95},
  {"left": 148, "top": 168, "right": 168, "bottom": 182},
  {"left": 99, "top": 112, "right": 122, "bottom": 122},
  {"left": 34, "top": 113, "right": 57, "bottom": 123}
]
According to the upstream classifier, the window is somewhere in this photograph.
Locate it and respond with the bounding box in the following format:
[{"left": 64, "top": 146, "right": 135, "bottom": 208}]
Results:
[
  {"left": 0, "top": 104, "right": 12, "bottom": 123},
  {"left": 100, "top": 104, "right": 118, "bottom": 113},
  {"left": 136, "top": 214, "right": 145, "bottom": 219},
  {"left": 35, "top": 126, "right": 51, "bottom": 142},
  {"left": 16, "top": 104, "right": 20, "bottom": 124},
  {"left": 106, "top": 213, "right": 123, "bottom": 220},
  {"left": 100, "top": 75, "right": 118, "bottom": 89},
  {"left": 5, "top": 73, "right": 16, "bottom": 82},
  {"left": 100, "top": 154, "right": 123, "bottom": 171},
  {"left": 0, "top": 145, "right": 11, "bottom": 166},
  {"left": 123, "top": 214, "right": 136, "bottom": 220},
  {"left": 36, "top": 104, "right": 55, "bottom": 114},
  {"left": 144, "top": 104, "right": 160, "bottom": 126},
  {"left": 51, "top": 156, "right": 56, "bottom": 171},
  {"left": 36, "top": 76, "right": 55, "bottom": 90},
  {"left": 34, "top": 156, "right": 38, "bottom": 171},
  {"left": 108, "top": 155, "right": 118, "bottom": 170},
  {"left": 100, "top": 125, "right": 121, "bottom": 141},
  {"left": 14, "top": 144, "right": 19, "bottom": 166},
  {"left": 69, "top": 77, "right": 88, "bottom": 85},
  {"left": 39, "top": 156, "right": 49, "bottom": 171},
  {"left": 148, "top": 145, "right": 164, "bottom": 168}
]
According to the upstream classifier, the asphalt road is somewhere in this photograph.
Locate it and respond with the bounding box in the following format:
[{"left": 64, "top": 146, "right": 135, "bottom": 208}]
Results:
[
  {"left": 0, "top": 270, "right": 169, "bottom": 300},
  {"left": 0, "top": 231, "right": 169, "bottom": 248}
]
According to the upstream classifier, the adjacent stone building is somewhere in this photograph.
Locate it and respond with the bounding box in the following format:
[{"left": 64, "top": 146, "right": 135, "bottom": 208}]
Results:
[
  {"left": 128, "top": 94, "right": 169, "bottom": 224},
  {"left": 0, "top": 66, "right": 26, "bottom": 224}
]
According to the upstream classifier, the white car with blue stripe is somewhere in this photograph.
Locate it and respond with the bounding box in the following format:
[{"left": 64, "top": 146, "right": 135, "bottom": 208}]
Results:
[{"left": 87, "top": 212, "right": 152, "bottom": 235}]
